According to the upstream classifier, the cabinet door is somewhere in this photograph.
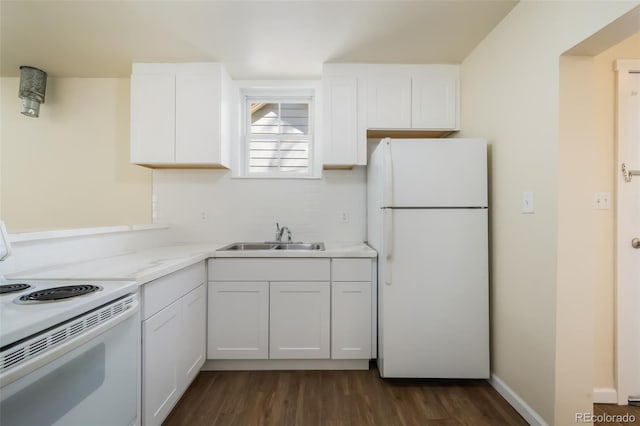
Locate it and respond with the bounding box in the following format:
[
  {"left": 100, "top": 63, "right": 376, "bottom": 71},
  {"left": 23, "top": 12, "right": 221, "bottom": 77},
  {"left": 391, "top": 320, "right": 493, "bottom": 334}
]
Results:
[
  {"left": 365, "top": 77, "right": 411, "bottom": 128},
  {"left": 411, "top": 75, "right": 458, "bottom": 129},
  {"left": 331, "top": 282, "right": 371, "bottom": 359},
  {"left": 175, "top": 73, "right": 221, "bottom": 164},
  {"left": 208, "top": 282, "right": 269, "bottom": 359},
  {"left": 323, "top": 76, "right": 359, "bottom": 166},
  {"left": 130, "top": 74, "right": 175, "bottom": 164},
  {"left": 270, "top": 282, "right": 330, "bottom": 359},
  {"left": 179, "top": 284, "right": 206, "bottom": 392},
  {"left": 142, "top": 300, "right": 180, "bottom": 426}
]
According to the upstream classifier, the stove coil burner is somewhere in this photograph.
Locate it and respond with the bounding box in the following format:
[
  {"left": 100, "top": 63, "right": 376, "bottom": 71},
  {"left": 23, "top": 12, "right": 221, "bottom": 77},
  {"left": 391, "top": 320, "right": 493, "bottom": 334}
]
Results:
[
  {"left": 0, "top": 283, "right": 32, "bottom": 295},
  {"left": 16, "top": 285, "right": 102, "bottom": 304}
]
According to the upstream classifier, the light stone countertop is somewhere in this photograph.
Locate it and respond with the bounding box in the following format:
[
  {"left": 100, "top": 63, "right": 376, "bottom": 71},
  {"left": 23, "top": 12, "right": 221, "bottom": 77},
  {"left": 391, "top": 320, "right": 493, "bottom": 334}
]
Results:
[{"left": 7, "top": 242, "right": 377, "bottom": 285}]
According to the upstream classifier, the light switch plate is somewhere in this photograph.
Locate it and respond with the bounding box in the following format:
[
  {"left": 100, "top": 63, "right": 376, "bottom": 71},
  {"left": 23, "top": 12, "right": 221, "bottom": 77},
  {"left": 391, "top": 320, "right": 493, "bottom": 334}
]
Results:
[
  {"left": 594, "top": 192, "right": 612, "bottom": 210},
  {"left": 522, "top": 192, "right": 535, "bottom": 214}
]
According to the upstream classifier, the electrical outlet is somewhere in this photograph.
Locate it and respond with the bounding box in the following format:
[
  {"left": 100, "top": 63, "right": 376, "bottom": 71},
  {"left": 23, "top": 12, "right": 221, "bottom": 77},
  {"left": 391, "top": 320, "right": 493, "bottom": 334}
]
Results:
[
  {"left": 200, "top": 210, "right": 209, "bottom": 223},
  {"left": 340, "top": 210, "right": 350, "bottom": 223},
  {"left": 594, "top": 192, "right": 612, "bottom": 210}
]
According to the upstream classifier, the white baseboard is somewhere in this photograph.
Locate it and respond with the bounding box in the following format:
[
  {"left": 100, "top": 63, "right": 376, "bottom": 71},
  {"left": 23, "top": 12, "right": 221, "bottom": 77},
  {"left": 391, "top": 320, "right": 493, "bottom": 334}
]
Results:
[
  {"left": 202, "top": 359, "right": 370, "bottom": 371},
  {"left": 489, "top": 374, "right": 549, "bottom": 426},
  {"left": 593, "top": 387, "right": 618, "bottom": 404}
]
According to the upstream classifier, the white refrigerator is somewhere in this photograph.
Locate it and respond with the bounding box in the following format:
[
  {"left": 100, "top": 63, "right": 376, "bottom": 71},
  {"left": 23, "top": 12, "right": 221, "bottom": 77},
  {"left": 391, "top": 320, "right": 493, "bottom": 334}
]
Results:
[{"left": 367, "top": 138, "right": 489, "bottom": 378}]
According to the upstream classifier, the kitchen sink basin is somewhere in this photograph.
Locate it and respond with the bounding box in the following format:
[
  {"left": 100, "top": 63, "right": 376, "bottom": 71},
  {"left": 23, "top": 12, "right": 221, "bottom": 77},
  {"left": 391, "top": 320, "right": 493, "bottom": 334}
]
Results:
[
  {"left": 218, "top": 243, "right": 277, "bottom": 250},
  {"left": 273, "top": 243, "right": 325, "bottom": 250},
  {"left": 217, "top": 242, "right": 325, "bottom": 251}
]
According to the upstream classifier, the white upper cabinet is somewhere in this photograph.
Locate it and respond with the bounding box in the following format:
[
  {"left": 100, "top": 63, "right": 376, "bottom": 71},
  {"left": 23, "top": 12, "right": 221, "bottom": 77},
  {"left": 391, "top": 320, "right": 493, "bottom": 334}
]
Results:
[
  {"left": 411, "top": 72, "right": 458, "bottom": 130},
  {"left": 365, "top": 76, "right": 412, "bottom": 129},
  {"left": 322, "top": 76, "right": 360, "bottom": 166},
  {"left": 130, "top": 74, "right": 175, "bottom": 164},
  {"left": 130, "top": 63, "right": 231, "bottom": 168},
  {"left": 322, "top": 64, "right": 459, "bottom": 167}
]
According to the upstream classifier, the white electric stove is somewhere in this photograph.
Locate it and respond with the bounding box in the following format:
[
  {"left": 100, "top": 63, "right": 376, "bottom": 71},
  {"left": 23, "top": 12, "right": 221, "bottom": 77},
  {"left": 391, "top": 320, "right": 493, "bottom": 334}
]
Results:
[
  {"left": 0, "top": 279, "right": 138, "bottom": 347},
  {"left": 0, "top": 221, "right": 141, "bottom": 426}
]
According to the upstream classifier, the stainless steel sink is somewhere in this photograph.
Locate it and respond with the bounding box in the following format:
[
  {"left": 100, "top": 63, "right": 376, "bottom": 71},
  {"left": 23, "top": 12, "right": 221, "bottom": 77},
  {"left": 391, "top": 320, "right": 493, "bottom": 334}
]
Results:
[
  {"left": 274, "top": 243, "right": 325, "bottom": 251},
  {"left": 217, "top": 242, "right": 325, "bottom": 251},
  {"left": 218, "top": 243, "right": 277, "bottom": 251}
]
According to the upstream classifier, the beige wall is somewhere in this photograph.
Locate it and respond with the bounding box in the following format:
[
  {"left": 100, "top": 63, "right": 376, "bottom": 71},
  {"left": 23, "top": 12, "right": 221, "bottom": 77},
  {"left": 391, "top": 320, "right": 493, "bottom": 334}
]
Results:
[
  {"left": 460, "top": 1, "right": 639, "bottom": 424},
  {"left": 558, "top": 54, "right": 597, "bottom": 425},
  {"left": 0, "top": 77, "right": 152, "bottom": 232}
]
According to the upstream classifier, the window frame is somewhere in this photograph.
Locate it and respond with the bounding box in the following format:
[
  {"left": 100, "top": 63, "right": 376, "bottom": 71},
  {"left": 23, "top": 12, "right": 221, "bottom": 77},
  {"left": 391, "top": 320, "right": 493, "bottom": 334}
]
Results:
[
  {"left": 235, "top": 84, "right": 321, "bottom": 179},
  {"left": 244, "top": 96, "right": 313, "bottom": 177}
]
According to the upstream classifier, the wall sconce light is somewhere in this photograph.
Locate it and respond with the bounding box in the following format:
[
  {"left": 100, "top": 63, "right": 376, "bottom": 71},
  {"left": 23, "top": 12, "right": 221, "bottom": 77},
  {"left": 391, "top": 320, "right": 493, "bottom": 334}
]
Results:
[{"left": 18, "top": 66, "right": 47, "bottom": 118}]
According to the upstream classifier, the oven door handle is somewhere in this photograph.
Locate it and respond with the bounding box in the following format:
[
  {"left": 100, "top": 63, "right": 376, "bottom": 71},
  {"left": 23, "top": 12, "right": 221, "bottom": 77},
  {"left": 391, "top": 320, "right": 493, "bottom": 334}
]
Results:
[{"left": 0, "top": 299, "right": 139, "bottom": 388}]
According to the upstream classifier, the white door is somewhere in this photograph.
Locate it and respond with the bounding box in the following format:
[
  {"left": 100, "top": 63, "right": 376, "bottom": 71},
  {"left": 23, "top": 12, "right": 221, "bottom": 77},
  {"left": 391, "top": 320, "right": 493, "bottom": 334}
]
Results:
[
  {"left": 331, "top": 282, "right": 371, "bottom": 359},
  {"left": 175, "top": 72, "right": 221, "bottom": 164},
  {"left": 179, "top": 284, "right": 206, "bottom": 391},
  {"left": 616, "top": 61, "right": 640, "bottom": 404},
  {"left": 411, "top": 75, "right": 458, "bottom": 129},
  {"left": 380, "top": 209, "right": 489, "bottom": 378},
  {"left": 142, "top": 300, "right": 180, "bottom": 426},
  {"left": 365, "top": 77, "right": 411, "bottom": 128},
  {"left": 130, "top": 73, "right": 175, "bottom": 164},
  {"left": 269, "top": 282, "right": 330, "bottom": 359},
  {"left": 387, "top": 139, "right": 487, "bottom": 207},
  {"left": 323, "top": 75, "right": 359, "bottom": 165},
  {"left": 207, "top": 282, "right": 269, "bottom": 359}
]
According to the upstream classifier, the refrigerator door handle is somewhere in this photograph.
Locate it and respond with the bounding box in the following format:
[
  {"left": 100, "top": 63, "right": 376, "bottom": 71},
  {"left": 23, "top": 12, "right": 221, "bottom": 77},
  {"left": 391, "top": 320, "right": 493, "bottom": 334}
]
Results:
[
  {"left": 383, "top": 138, "right": 393, "bottom": 207},
  {"left": 384, "top": 208, "right": 393, "bottom": 286}
]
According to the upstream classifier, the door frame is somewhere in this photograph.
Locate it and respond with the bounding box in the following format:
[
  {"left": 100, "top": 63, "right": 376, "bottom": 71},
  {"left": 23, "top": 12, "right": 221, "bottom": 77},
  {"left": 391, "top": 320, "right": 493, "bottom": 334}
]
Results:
[{"left": 615, "top": 59, "right": 640, "bottom": 404}]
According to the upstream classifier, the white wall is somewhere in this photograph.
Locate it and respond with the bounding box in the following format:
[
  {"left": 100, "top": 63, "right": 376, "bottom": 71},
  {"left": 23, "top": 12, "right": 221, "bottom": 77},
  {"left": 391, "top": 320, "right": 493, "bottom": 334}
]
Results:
[
  {"left": 460, "top": 1, "right": 640, "bottom": 424},
  {"left": 0, "top": 77, "right": 152, "bottom": 233},
  {"left": 153, "top": 168, "right": 367, "bottom": 244}
]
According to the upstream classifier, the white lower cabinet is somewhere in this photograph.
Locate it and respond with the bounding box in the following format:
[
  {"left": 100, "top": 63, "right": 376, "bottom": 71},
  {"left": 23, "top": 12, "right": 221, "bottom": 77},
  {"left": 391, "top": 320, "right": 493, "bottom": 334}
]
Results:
[
  {"left": 206, "top": 258, "right": 373, "bottom": 363},
  {"left": 331, "top": 283, "right": 371, "bottom": 359},
  {"left": 270, "top": 282, "right": 330, "bottom": 359},
  {"left": 179, "top": 285, "right": 207, "bottom": 389},
  {"left": 141, "top": 262, "right": 206, "bottom": 426},
  {"left": 207, "top": 282, "right": 269, "bottom": 359},
  {"left": 142, "top": 300, "right": 180, "bottom": 426}
]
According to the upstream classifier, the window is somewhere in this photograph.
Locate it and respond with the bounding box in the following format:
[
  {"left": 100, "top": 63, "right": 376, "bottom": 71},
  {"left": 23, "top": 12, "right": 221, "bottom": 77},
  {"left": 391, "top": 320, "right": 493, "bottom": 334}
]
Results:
[{"left": 241, "top": 89, "right": 315, "bottom": 178}]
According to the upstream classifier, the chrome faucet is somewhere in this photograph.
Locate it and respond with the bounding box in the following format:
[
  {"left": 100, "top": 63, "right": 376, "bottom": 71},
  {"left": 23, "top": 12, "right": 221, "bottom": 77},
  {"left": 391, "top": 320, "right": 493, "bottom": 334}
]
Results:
[{"left": 275, "top": 223, "right": 292, "bottom": 243}]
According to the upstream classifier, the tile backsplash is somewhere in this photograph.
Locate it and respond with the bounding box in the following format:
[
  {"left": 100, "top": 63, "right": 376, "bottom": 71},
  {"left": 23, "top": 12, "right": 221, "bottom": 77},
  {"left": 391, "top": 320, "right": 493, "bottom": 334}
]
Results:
[{"left": 153, "top": 168, "right": 367, "bottom": 243}]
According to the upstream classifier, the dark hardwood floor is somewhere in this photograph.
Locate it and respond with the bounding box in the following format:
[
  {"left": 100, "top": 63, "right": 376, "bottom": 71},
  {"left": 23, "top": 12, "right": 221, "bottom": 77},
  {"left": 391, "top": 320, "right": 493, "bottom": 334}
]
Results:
[
  {"left": 594, "top": 403, "right": 640, "bottom": 426},
  {"left": 163, "top": 365, "right": 527, "bottom": 426}
]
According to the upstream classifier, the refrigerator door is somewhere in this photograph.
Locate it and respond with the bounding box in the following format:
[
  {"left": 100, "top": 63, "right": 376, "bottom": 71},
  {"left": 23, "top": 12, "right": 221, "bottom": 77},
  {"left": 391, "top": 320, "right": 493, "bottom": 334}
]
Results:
[
  {"left": 378, "top": 208, "right": 489, "bottom": 378},
  {"left": 385, "top": 138, "right": 487, "bottom": 208}
]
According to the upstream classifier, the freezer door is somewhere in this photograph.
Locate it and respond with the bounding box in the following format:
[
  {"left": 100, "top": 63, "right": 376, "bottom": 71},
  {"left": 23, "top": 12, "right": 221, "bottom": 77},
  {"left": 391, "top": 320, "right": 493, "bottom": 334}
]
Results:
[
  {"left": 388, "top": 138, "right": 487, "bottom": 207},
  {"left": 379, "top": 208, "right": 489, "bottom": 378}
]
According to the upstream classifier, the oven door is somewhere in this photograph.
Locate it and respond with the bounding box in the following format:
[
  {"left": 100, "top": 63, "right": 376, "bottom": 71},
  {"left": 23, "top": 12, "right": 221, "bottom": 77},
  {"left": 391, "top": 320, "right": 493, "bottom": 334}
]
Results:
[{"left": 0, "top": 301, "right": 140, "bottom": 426}]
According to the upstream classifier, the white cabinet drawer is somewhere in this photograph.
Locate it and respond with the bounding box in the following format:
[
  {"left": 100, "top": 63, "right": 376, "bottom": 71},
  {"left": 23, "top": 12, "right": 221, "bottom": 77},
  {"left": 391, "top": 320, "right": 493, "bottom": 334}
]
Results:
[
  {"left": 142, "top": 262, "right": 206, "bottom": 320},
  {"left": 331, "top": 259, "right": 372, "bottom": 282},
  {"left": 208, "top": 258, "right": 330, "bottom": 282}
]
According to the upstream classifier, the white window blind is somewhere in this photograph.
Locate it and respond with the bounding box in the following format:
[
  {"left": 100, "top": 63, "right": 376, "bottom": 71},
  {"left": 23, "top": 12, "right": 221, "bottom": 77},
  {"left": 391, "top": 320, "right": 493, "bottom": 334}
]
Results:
[{"left": 245, "top": 96, "right": 313, "bottom": 177}]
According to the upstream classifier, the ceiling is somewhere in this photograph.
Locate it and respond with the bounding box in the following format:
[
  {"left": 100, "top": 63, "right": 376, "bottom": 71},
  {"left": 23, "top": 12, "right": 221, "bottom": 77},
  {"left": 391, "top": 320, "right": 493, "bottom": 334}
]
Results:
[{"left": 0, "top": 1, "right": 518, "bottom": 80}]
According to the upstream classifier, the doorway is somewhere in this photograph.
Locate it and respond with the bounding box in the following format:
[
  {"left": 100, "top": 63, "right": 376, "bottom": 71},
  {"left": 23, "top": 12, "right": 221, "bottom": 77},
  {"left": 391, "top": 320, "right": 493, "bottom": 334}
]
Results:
[{"left": 615, "top": 60, "right": 640, "bottom": 404}]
